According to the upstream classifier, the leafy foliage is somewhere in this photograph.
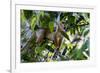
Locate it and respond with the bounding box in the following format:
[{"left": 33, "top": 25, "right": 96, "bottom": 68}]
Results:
[{"left": 21, "top": 10, "right": 90, "bottom": 62}]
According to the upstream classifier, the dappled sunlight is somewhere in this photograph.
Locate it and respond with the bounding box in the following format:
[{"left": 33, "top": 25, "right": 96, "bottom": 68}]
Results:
[{"left": 20, "top": 10, "right": 90, "bottom": 62}]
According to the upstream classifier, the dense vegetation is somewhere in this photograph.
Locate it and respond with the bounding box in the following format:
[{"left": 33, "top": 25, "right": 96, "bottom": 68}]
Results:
[{"left": 21, "top": 10, "right": 90, "bottom": 62}]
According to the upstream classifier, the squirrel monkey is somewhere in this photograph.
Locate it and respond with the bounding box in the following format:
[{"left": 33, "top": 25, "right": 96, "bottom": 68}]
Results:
[{"left": 35, "top": 22, "right": 65, "bottom": 49}]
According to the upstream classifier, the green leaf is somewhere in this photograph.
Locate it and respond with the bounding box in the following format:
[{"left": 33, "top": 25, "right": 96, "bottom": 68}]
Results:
[
  {"left": 21, "top": 10, "right": 26, "bottom": 24},
  {"left": 23, "top": 10, "right": 33, "bottom": 20},
  {"left": 68, "top": 16, "right": 76, "bottom": 24},
  {"left": 46, "top": 45, "right": 54, "bottom": 52},
  {"left": 30, "top": 16, "right": 37, "bottom": 31},
  {"left": 81, "top": 39, "right": 89, "bottom": 51},
  {"left": 60, "top": 31, "right": 70, "bottom": 41},
  {"left": 40, "top": 12, "right": 50, "bottom": 28},
  {"left": 49, "top": 22, "right": 54, "bottom": 32},
  {"left": 35, "top": 43, "right": 47, "bottom": 54},
  {"left": 83, "top": 29, "right": 89, "bottom": 37},
  {"left": 76, "top": 49, "right": 83, "bottom": 60},
  {"left": 35, "top": 46, "right": 44, "bottom": 54}
]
